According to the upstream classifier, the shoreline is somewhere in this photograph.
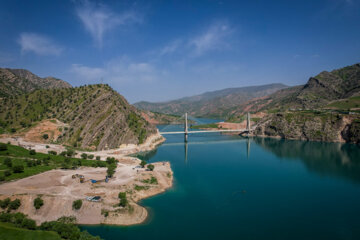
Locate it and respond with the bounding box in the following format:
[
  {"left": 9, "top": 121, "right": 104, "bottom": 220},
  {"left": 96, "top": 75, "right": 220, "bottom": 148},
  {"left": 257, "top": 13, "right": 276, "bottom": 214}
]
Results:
[{"left": 0, "top": 133, "right": 173, "bottom": 226}]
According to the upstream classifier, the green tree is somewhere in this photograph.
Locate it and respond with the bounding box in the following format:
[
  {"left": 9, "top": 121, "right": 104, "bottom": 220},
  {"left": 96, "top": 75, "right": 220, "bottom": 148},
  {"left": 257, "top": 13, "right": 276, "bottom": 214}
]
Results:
[
  {"left": 107, "top": 164, "right": 116, "bottom": 177},
  {"left": 147, "top": 164, "right": 155, "bottom": 171},
  {"left": 96, "top": 156, "right": 101, "bottom": 160},
  {"left": 140, "top": 160, "right": 147, "bottom": 168},
  {"left": 43, "top": 134, "right": 49, "bottom": 140},
  {"left": 21, "top": 218, "right": 36, "bottom": 229},
  {"left": 4, "top": 170, "right": 11, "bottom": 177},
  {"left": 118, "top": 192, "right": 128, "bottom": 207},
  {"left": 72, "top": 199, "right": 82, "bottom": 210},
  {"left": 0, "top": 198, "right": 10, "bottom": 209},
  {"left": 9, "top": 199, "right": 21, "bottom": 210},
  {"left": 34, "top": 197, "right": 44, "bottom": 209},
  {"left": 81, "top": 153, "right": 88, "bottom": 159},
  {"left": 88, "top": 154, "right": 94, "bottom": 159},
  {"left": 29, "top": 149, "right": 36, "bottom": 155},
  {"left": 13, "top": 165, "right": 24, "bottom": 173},
  {"left": 4, "top": 157, "right": 12, "bottom": 167},
  {"left": 0, "top": 143, "right": 7, "bottom": 151}
]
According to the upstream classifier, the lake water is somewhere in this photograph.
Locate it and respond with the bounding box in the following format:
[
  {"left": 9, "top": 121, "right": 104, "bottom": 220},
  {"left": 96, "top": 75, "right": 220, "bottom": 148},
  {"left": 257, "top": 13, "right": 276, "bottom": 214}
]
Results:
[{"left": 82, "top": 121, "right": 360, "bottom": 240}]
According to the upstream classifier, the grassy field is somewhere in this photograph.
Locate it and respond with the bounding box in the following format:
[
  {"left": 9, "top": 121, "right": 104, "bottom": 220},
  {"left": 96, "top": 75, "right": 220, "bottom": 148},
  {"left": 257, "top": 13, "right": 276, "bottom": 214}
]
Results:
[
  {"left": 0, "top": 222, "right": 62, "bottom": 240},
  {"left": 0, "top": 143, "right": 103, "bottom": 182},
  {"left": 190, "top": 123, "right": 218, "bottom": 129}
]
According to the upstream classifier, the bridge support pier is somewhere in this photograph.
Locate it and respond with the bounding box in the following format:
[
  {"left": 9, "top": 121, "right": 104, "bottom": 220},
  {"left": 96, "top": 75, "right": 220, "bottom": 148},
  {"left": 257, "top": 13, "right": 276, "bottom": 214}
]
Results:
[{"left": 184, "top": 112, "right": 188, "bottom": 142}]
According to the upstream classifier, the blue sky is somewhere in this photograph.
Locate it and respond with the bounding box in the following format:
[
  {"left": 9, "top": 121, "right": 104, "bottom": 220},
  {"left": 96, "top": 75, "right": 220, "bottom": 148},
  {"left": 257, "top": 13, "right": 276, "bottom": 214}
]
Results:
[{"left": 0, "top": 0, "right": 360, "bottom": 103}]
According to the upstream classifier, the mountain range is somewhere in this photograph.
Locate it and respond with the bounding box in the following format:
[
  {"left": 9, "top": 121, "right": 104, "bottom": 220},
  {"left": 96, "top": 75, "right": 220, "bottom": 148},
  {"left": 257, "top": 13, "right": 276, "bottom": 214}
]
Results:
[
  {"left": 134, "top": 83, "right": 288, "bottom": 118},
  {"left": 0, "top": 68, "right": 71, "bottom": 97}
]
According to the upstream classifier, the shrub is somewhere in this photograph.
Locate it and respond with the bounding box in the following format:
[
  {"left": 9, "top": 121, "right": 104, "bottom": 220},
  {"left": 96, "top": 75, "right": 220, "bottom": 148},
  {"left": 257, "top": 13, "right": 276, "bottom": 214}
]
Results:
[
  {"left": 140, "top": 160, "right": 146, "bottom": 168},
  {"left": 96, "top": 156, "right": 101, "bottom": 160},
  {"left": 66, "top": 149, "right": 75, "bottom": 157},
  {"left": 60, "top": 151, "right": 67, "bottom": 156},
  {"left": 21, "top": 218, "right": 36, "bottom": 229},
  {"left": 88, "top": 154, "right": 94, "bottom": 159},
  {"left": 106, "top": 157, "right": 116, "bottom": 165},
  {"left": 147, "top": 164, "right": 155, "bottom": 171},
  {"left": 48, "top": 150, "right": 57, "bottom": 155},
  {"left": 72, "top": 199, "right": 82, "bottom": 210},
  {"left": 10, "top": 128, "right": 16, "bottom": 133},
  {"left": 4, "top": 157, "right": 12, "bottom": 167},
  {"left": 107, "top": 164, "right": 116, "bottom": 177},
  {"left": 43, "top": 134, "right": 49, "bottom": 140},
  {"left": 0, "top": 175, "right": 5, "bottom": 181},
  {"left": 46, "top": 145, "right": 50, "bottom": 148},
  {"left": 0, "top": 198, "right": 10, "bottom": 209},
  {"left": 118, "top": 192, "right": 128, "bottom": 207},
  {"left": 4, "top": 170, "right": 11, "bottom": 177},
  {"left": 29, "top": 149, "right": 36, "bottom": 155},
  {"left": 12, "top": 165, "right": 24, "bottom": 173},
  {"left": 9, "top": 199, "right": 21, "bottom": 210},
  {"left": 0, "top": 143, "right": 7, "bottom": 151},
  {"left": 96, "top": 161, "right": 106, "bottom": 167},
  {"left": 81, "top": 153, "right": 87, "bottom": 159},
  {"left": 34, "top": 197, "right": 44, "bottom": 210}
]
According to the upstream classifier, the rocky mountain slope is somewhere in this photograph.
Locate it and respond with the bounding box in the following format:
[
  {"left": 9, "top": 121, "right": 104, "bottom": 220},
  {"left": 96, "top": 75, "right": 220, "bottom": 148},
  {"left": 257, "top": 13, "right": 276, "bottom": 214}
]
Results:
[
  {"left": 229, "top": 63, "right": 360, "bottom": 119},
  {"left": 0, "top": 68, "right": 71, "bottom": 97},
  {"left": 241, "top": 63, "right": 360, "bottom": 144},
  {"left": 135, "top": 83, "right": 287, "bottom": 118},
  {"left": 0, "top": 84, "right": 157, "bottom": 150}
]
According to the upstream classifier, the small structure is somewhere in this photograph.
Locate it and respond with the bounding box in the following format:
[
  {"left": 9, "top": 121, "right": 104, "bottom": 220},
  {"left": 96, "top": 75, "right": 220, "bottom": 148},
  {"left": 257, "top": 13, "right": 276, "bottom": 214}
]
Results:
[{"left": 86, "top": 196, "right": 101, "bottom": 202}]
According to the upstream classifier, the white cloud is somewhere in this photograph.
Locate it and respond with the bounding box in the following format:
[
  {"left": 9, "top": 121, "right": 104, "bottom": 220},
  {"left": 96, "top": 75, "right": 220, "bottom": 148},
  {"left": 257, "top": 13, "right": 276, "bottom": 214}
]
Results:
[
  {"left": 75, "top": 0, "right": 141, "bottom": 48},
  {"left": 159, "top": 39, "right": 182, "bottom": 55},
  {"left": 71, "top": 57, "right": 162, "bottom": 84},
  {"left": 189, "top": 22, "right": 233, "bottom": 56},
  {"left": 71, "top": 64, "right": 105, "bottom": 81},
  {"left": 18, "top": 33, "right": 63, "bottom": 56},
  {"left": 156, "top": 21, "right": 234, "bottom": 57}
]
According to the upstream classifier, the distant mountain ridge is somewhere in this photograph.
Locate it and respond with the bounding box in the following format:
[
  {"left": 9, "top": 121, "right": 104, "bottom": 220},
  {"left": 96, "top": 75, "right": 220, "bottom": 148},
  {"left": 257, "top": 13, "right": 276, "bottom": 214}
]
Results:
[
  {"left": 0, "top": 68, "right": 71, "bottom": 97},
  {"left": 135, "top": 83, "right": 288, "bottom": 118},
  {"left": 227, "top": 63, "right": 360, "bottom": 120},
  {"left": 245, "top": 63, "right": 360, "bottom": 144}
]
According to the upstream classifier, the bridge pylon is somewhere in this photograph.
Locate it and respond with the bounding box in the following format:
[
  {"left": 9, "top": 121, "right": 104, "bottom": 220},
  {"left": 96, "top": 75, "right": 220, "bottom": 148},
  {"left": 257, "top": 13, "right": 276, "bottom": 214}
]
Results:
[
  {"left": 246, "top": 112, "right": 251, "bottom": 132},
  {"left": 184, "top": 112, "right": 188, "bottom": 142}
]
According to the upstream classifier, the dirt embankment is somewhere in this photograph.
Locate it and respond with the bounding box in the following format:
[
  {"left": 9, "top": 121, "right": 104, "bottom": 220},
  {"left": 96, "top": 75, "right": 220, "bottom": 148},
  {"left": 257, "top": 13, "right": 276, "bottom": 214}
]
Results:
[{"left": 0, "top": 159, "right": 173, "bottom": 226}]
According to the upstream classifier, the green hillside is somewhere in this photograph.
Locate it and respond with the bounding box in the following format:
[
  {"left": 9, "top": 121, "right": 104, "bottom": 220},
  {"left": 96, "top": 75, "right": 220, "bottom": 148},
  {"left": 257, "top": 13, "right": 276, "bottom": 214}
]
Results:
[
  {"left": 0, "top": 222, "right": 61, "bottom": 240},
  {"left": 0, "top": 84, "right": 156, "bottom": 150}
]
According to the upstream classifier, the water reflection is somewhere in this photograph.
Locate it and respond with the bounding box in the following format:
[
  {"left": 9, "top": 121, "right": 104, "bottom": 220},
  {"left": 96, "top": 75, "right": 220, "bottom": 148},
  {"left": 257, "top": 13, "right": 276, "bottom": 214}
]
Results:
[{"left": 253, "top": 137, "right": 360, "bottom": 183}]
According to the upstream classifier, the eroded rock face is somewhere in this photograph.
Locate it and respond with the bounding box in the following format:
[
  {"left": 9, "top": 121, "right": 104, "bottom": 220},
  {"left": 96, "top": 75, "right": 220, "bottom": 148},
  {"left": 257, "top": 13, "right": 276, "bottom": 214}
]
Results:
[
  {"left": 255, "top": 112, "right": 360, "bottom": 143},
  {"left": 341, "top": 122, "right": 360, "bottom": 144}
]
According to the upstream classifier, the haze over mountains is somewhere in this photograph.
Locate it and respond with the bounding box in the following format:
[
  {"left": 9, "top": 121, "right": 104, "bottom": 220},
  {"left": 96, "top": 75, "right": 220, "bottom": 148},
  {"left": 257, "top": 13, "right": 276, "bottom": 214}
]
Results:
[{"left": 135, "top": 83, "right": 288, "bottom": 118}]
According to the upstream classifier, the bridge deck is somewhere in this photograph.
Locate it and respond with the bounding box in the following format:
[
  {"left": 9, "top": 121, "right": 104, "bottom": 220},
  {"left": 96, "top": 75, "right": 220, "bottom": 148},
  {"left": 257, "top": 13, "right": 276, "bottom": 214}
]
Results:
[{"left": 160, "top": 129, "right": 249, "bottom": 135}]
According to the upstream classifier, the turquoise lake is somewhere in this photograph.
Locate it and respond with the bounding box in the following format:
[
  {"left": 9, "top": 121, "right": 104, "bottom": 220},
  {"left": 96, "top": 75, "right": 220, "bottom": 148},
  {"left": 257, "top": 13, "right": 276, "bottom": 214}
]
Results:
[{"left": 82, "top": 121, "right": 360, "bottom": 240}]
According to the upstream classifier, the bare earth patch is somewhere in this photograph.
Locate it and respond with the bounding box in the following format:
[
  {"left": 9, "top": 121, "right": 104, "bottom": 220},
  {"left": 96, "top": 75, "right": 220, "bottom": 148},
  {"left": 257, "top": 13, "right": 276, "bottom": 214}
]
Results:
[{"left": 0, "top": 161, "right": 173, "bottom": 226}]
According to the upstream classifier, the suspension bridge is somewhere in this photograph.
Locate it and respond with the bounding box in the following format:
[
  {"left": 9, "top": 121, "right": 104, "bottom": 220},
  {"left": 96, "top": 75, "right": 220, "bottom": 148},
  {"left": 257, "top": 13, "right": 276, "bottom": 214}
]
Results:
[{"left": 159, "top": 112, "right": 253, "bottom": 142}]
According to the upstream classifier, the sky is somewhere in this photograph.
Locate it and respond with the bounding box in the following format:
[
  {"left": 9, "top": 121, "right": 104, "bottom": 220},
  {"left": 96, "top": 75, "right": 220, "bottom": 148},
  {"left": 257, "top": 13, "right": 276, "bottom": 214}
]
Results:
[{"left": 0, "top": 0, "right": 360, "bottom": 103}]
